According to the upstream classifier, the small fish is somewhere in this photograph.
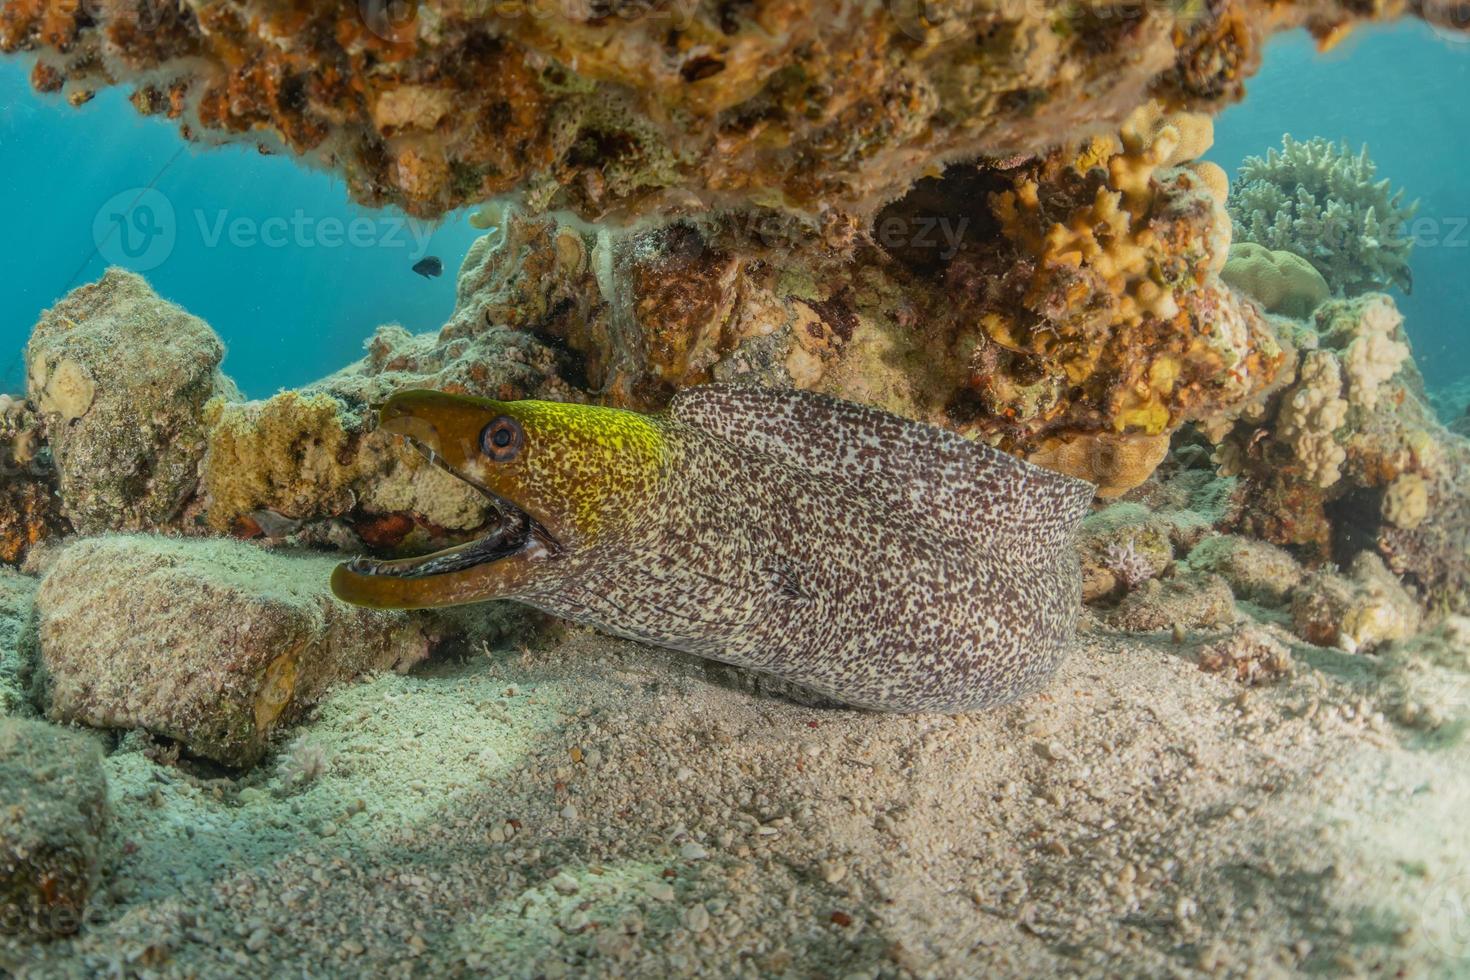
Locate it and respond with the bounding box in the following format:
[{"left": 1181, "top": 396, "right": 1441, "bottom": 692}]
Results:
[{"left": 411, "top": 256, "right": 443, "bottom": 279}]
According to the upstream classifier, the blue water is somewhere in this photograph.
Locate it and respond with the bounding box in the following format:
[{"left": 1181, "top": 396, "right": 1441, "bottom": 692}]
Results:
[
  {"left": 0, "top": 64, "right": 485, "bottom": 399},
  {"left": 0, "top": 20, "right": 1467, "bottom": 396},
  {"left": 1209, "top": 20, "right": 1470, "bottom": 391}
]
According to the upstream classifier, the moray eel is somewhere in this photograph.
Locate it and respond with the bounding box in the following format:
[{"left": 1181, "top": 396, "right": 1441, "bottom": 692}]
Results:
[{"left": 331, "top": 385, "right": 1096, "bottom": 712}]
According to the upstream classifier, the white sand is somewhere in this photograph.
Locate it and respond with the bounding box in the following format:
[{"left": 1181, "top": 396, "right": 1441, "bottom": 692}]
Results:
[{"left": 3, "top": 612, "right": 1469, "bottom": 978}]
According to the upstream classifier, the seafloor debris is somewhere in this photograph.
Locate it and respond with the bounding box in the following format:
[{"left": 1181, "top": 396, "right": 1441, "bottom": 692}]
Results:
[
  {"left": 0, "top": 718, "right": 108, "bottom": 937},
  {"left": 31, "top": 535, "right": 444, "bottom": 767},
  {"left": 1197, "top": 625, "right": 1293, "bottom": 685},
  {"left": 1104, "top": 570, "right": 1238, "bottom": 632},
  {"left": 3, "top": 0, "right": 1451, "bottom": 221},
  {"left": 1228, "top": 136, "right": 1417, "bottom": 296},
  {"left": 26, "top": 269, "right": 238, "bottom": 535}
]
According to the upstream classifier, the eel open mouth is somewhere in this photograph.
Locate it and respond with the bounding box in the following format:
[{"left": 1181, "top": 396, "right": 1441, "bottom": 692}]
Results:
[{"left": 343, "top": 432, "right": 559, "bottom": 580}]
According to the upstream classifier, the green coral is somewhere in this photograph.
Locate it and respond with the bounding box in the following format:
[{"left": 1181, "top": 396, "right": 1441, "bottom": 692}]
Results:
[{"left": 1227, "top": 136, "right": 1417, "bottom": 297}]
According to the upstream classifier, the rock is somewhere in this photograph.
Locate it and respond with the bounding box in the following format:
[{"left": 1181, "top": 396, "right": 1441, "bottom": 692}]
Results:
[
  {"left": 25, "top": 269, "right": 238, "bottom": 533},
  {"left": 1290, "top": 552, "right": 1421, "bottom": 654},
  {"left": 1185, "top": 535, "right": 1304, "bottom": 607},
  {"left": 0, "top": 396, "right": 67, "bottom": 565},
  {"left": 0, "top": 718, "right": 108, "bottom": 937},
  {"left": 0, "top": 569, "right": 37, "bottom": 716},
  {"left": 32, "top": 535, "right": 441, "bottom": 767},
  {"left": 1104, "top": 571, "right": 1237, "bottom": 632}
]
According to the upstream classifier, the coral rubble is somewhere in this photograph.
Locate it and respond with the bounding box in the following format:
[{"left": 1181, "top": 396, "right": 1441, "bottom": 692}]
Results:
[
  {"left": 1228, "top": 136, "right": 1417, "bottom": 297},
  {"left": 1290, "top": 551, "right": 1420, "bottom": 653}
]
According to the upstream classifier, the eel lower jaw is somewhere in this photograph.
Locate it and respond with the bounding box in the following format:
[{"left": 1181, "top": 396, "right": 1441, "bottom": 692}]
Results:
[{"left": 340, "top": 435, "right": 561, "bottom": 583}]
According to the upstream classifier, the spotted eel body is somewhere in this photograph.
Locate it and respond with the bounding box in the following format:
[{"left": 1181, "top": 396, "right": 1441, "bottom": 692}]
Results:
[{"left": 332, "top": 384, "right": 1097, "bottom": 712}]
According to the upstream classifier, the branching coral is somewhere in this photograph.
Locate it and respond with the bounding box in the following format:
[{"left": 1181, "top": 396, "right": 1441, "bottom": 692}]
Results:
[{"left": 1228, "top": 136, "right": 1418, "bottom": 297}]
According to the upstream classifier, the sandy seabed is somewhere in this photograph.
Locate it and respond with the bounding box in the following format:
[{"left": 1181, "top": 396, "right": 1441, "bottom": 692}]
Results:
[{"left": 3, "top": 608, "right": 1469, "bottom": 979}]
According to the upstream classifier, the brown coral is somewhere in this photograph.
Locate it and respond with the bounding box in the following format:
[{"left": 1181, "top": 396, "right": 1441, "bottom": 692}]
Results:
[{"left": 0, "top": 0, "right": 1454, "bottom": 221}]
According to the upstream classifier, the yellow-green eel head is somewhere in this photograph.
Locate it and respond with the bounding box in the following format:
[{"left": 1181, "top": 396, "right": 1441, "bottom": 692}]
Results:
[{"left": 330, "top": 390, "right": 665, "bottom": 610}]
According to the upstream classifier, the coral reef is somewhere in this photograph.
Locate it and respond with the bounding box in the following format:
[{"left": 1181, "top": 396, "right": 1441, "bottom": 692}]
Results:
[
  {"left": 0, "top": 718, "right": 107, "bottom": 937},
  {"left": 1228, "top": 136, "right": 1417, "bottom": 296},
  {"left": 32, "top": 535, "right": 447, "bottom": 767},
  {"left": 3, "top": 0, "right": 1449, "bottom": 222},
  {"left": 1221, "top": 242, "right": 1330, "bottom": 319},
  {"left": 1209, "top": 293, "right": 1470, "bottom": 613},
  {"left": 1290, "top": 552, "right": 1420, "bottom": 654},
  {"left": 1196, "top": 625, "right": 1293, "bottom": 685},
  {"left": 25, "top": 269, "right": 237, "bottom": 535}
]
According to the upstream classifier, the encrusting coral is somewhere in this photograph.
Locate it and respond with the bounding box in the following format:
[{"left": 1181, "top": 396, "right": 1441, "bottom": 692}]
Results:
[
  {"left": 1, "top": 0, "right": 1452, "bottom": 222},
  {"left": 1227, "top": 136, "right": 1417, "bottom": 297}
]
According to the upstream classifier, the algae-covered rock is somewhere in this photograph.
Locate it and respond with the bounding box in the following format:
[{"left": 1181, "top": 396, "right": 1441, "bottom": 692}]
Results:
[
  {"left": 1104, "top": 570, "right": 1237, "bottom": 632},
  {"left": 0, "top": 718, "right": 107, "bottom": 937},
  {"left": 25, "top": 269, "right": 238, "bottom": 534},
  {"left": 33, "top": 535, "right": 440, "bottom": 767},
  {"left": 1290, "top": 552, "right": 1421, "bottom": 653},
  {"left": 1185, "top": 534, "right": 1304, "bottom": 607},
  {"left": 1222, "top": 242, "right": 1330, "bottom": 319},
  {"left": 0, "top": 569, "right": 37, "bottom": 716}
]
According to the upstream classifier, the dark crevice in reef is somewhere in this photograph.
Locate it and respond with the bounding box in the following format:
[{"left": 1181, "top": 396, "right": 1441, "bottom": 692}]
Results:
[
  {"left": 1325, "top": 486, "right": 1385, "bottom": 569},
  {"left": 871, "top": 165, "right": 1010, "bottom": 277}
]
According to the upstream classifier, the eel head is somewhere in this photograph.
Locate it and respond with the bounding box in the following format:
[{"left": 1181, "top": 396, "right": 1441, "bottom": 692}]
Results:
[{"left": 331, "top": 389, "right": 666, "bottom": 610}]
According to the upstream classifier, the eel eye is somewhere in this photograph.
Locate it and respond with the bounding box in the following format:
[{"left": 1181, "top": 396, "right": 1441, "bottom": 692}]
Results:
[{"left": 480, "top": 416, "right": 523, "bottom": 462}]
